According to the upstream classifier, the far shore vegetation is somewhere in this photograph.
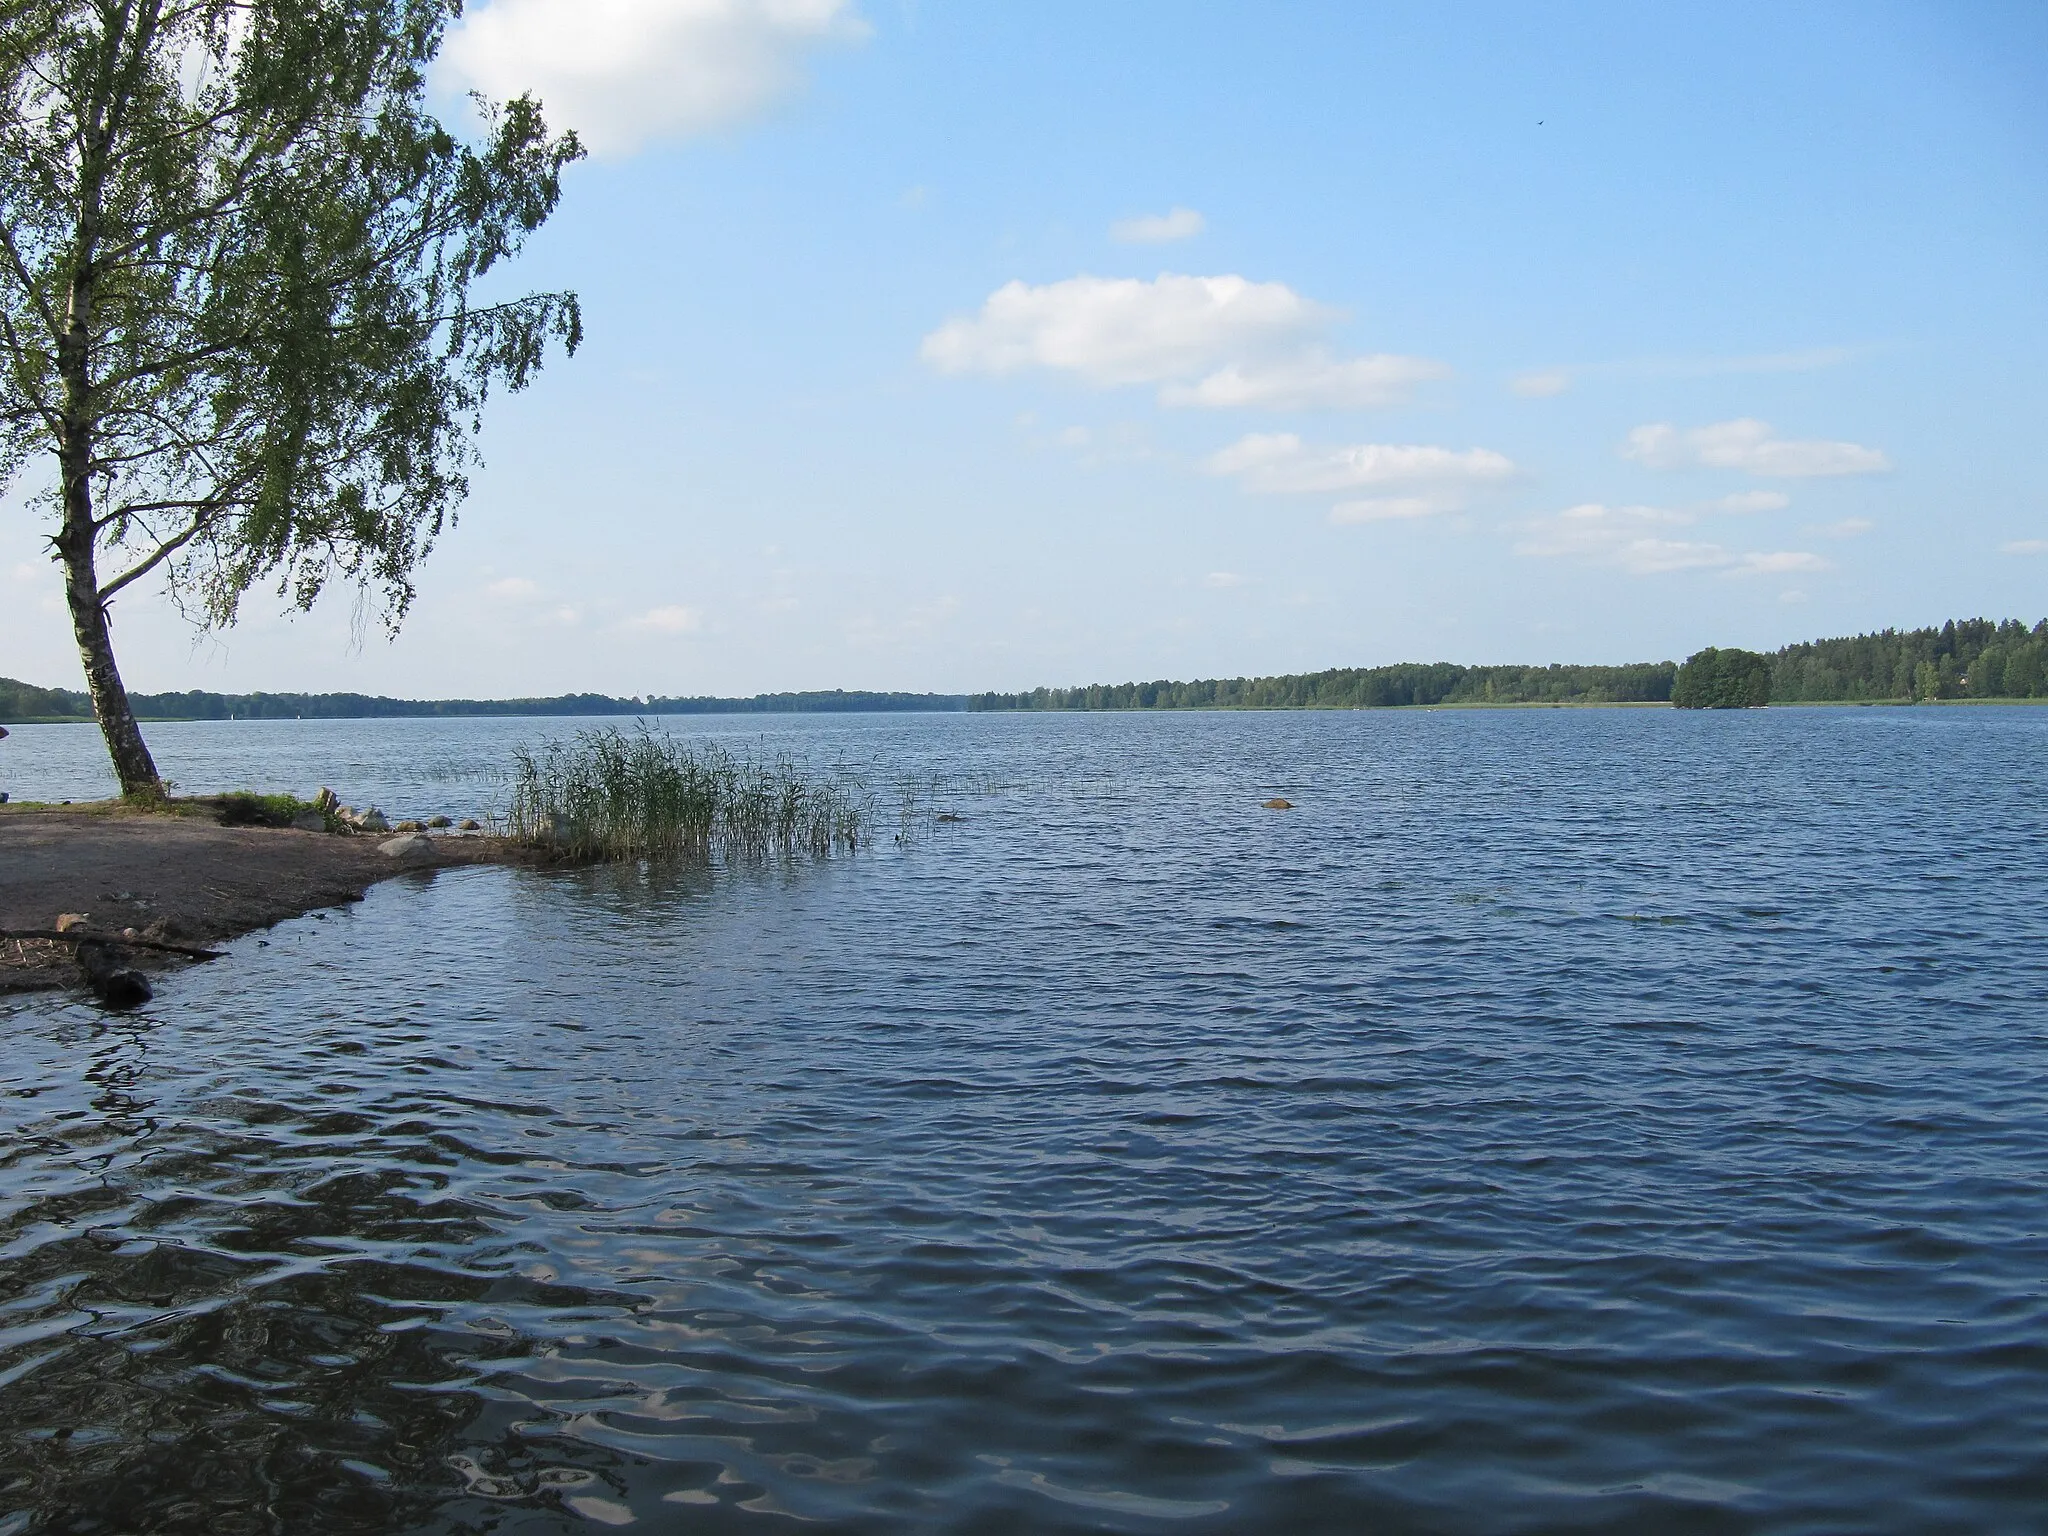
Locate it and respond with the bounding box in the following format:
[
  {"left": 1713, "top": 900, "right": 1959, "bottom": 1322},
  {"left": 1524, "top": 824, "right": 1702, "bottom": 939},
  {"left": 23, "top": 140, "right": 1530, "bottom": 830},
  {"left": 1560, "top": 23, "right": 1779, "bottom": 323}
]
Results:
[
  {"left": 967, "top": 618, "right": 2048, "bottom": 713},
  {"left": 4, "top": 618, "right": 2045, "bottom": 729},
  {"left": 0, "top": 684, "right": 968, "bottom": 726}
]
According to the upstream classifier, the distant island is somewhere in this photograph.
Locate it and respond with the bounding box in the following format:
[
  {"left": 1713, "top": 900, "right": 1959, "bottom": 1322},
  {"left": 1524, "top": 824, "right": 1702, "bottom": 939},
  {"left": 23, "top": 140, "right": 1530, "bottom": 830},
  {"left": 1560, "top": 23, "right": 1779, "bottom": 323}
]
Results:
[{"left": 3, "top": 618, "right": 2043, "bottom": 725}]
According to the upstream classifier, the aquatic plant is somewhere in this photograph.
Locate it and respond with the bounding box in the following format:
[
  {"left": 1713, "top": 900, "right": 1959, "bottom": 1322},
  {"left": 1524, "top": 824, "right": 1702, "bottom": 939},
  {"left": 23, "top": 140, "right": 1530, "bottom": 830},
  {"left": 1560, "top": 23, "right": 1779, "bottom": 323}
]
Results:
[{"left": 507, "top": 726, "right": 870, "bottom": 861}]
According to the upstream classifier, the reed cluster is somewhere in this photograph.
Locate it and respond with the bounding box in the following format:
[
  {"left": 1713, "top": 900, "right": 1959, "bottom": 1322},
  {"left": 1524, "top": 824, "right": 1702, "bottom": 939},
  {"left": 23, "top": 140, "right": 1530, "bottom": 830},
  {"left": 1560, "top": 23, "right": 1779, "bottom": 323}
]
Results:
[{"left": 507, "top": 726, "right": 869, "bottom": 861}]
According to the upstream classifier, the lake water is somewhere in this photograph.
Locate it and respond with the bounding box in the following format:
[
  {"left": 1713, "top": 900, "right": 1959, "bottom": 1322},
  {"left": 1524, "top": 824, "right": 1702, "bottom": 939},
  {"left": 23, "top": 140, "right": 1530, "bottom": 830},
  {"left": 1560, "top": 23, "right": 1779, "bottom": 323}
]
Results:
[{"left": 4, "top": 707, "right": 2047, "bottom": 1533}]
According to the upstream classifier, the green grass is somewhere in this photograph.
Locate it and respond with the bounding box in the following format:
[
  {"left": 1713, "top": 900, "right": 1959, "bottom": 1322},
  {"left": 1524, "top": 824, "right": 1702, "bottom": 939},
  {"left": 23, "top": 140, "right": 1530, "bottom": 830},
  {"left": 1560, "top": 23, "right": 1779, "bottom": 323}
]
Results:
[
  {"left": 507, "top": 725, "right": 869, "bottom": 861},
  {"left": 213, "top": 792, "right": 321, "bottom": 828}
]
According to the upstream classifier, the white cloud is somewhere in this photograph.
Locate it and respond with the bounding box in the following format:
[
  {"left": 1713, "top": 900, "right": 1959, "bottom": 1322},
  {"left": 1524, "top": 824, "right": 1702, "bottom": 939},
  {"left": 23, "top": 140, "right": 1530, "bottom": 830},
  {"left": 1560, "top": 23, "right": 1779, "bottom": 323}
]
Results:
[
  {"left": 1812, "top": 517, "right": 1873, "bottom": 538},
  {"left": 924, "top": 274, "right": 1329, "bottom": 385},
  {"left": 1160, "top": 352, "right": 1450, "bottom": 410},
  {"left": 921, "top": 273, "right": 1446, "bottom": 409},
  {"left": 487, "top": 575, "right": 541, "bottom": 598},
  {"left": 439, "top": 0, "right": 868, "bottom": 158},
  {"left": 1510, "top": 370, "right": 1570, "bottom": 398},
  {"left": 1732, "top": 550, "right": 1830, "bottom": 576},
  {"left": 10, "top": 560, "right": 42, "bottom": 582},
  {"left": 1517, "top": 502, "right": 1828, "bottom": 578},
  {"left": 1706, "top": 490, "right": 1791, "bottom": 514},
  {"left": 1201, "top": 433, "right": 1515, "bottom": 495},
  {"left": 629, "top": 604, "right": 703, "bottom": 633},
  {"left": 1112, "top": 207, "right": 1206, "bottom": 244},
  {"left": 2003, "top": 539, "right": 2048, "bottom": 555},
  {"left": 1623, "top": 418, "right": 1890, "bottom": 477},
  {"left": 1202, "top": 571, "right": 1243, "bottom": 588}
]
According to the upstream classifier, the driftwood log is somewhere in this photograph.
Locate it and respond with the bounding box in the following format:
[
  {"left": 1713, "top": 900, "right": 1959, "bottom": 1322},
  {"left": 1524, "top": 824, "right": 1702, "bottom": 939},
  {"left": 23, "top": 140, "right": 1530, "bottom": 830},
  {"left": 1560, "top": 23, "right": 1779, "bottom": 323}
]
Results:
[
  {"left": 72, "top": 940, "right": 152, "bottom": 1007},
  {"left": 1, "top": 927, "right": 225, "bottom": 960},
  {"left": 3, "top": 926, "right": 225, "bottom": 1008}
]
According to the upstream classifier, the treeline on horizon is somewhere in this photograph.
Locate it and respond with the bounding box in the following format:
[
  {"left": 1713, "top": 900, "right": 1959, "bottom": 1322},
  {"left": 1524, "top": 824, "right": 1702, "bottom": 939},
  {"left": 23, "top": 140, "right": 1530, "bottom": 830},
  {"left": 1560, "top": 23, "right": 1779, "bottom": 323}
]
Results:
[
  {"left": 6, "top": 618, "right": 2044, "bottom": 724},
  {"left": 967, "top": 617, "right": 2048, "bottom": 711},
  {"left": 0, "top": 683, "right": 969, "bottom": 724}
]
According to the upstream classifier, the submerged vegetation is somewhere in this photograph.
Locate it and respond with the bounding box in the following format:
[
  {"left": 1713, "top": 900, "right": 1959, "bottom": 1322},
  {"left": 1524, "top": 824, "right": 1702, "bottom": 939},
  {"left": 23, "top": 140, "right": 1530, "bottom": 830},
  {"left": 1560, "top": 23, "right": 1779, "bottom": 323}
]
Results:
[{"left": 508, "top": 727, "right": 870, "bottom": 862}]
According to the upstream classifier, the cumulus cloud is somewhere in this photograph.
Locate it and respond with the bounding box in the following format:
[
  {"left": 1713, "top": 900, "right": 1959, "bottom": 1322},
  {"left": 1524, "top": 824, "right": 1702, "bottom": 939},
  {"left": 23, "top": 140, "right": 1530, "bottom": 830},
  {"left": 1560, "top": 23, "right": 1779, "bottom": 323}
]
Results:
[
  {"left": 1518, "top": 502, "right": 1829, "bottom": 577},
  {"left": 1160, "top": 352, "right": 1450, "bottom": 410},
  {"left": 1623, "top": 418, "right": 1890, "bottom": 477},
  {"left": 630, "top": 604, "right": 703, "bottom": 633},
  {"left": 1202, "top": 433, "right": 1515, "bottom": 496},
  {"left": 439, "top": 0, "right": 868, "bottom": 158},
  {"left": 1202, "top": 433, "right": 1514, "bottom": 525},
  {"left": 487, "top": 575, "right": 541, "bottom": 598},
  {"left": 1112, "top": 207, "right": 1205, "bottom": 244},
  {"left": 1707, "top": 490, "right": 1791, "bottom": 514},
  {"left": 921, "top": 273, "right": 1447, "bottom": 409},
  {"left": 1510, "top": 370, "right": 1570, "bottom": 398},
  {"left": 2003, "top": 539, "right": 2048, "bottom": 556},
  {"left": 1732, "top": 551, "right": 1830, "bottom": 575},
  {"left": 1202, "top": 571, "right": 1243, "bottom": 588},
  {"left": 1812, "top": 517, "right": 1873, "bottom": 538}
]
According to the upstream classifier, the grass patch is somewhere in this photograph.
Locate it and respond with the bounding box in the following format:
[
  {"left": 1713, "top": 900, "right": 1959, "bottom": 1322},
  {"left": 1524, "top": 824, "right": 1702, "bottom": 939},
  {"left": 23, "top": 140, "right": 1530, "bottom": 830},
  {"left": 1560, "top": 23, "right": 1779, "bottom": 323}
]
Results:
[
  {"left": 508, "top": 725, "right": 870, "bottom": 862},
  {"left": 214, "top": 791, "right": 319, "bottom": 827}
]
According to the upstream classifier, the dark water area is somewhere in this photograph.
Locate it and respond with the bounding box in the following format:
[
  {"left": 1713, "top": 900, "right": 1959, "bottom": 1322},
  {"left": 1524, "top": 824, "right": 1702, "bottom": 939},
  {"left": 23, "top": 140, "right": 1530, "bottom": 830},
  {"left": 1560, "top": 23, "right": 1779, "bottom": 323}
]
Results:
[{"left": 4, "top": 708, "right": 2047, "bottom": 1533}]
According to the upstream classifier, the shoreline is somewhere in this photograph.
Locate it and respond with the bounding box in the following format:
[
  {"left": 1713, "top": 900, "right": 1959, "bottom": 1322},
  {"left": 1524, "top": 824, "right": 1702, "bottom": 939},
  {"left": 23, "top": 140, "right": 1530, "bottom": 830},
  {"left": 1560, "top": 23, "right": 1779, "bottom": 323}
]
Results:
[{"left": 0, "top": 803, "right": 531, "bottom": 996}]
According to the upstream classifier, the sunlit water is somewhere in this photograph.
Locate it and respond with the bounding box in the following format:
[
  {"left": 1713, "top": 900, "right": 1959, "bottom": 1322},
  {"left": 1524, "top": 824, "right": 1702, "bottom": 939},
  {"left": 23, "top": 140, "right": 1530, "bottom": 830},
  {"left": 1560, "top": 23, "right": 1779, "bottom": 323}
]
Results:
[{"left": 5, "top": 708, "right": 2047, "bottom": 1533}]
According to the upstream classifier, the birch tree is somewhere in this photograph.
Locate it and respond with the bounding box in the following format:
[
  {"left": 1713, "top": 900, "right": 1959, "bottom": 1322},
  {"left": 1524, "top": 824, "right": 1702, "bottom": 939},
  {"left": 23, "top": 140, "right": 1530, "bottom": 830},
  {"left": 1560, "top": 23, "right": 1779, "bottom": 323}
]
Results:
[{"left": 0, "top": 0, "right": 581, "bottom": 796}]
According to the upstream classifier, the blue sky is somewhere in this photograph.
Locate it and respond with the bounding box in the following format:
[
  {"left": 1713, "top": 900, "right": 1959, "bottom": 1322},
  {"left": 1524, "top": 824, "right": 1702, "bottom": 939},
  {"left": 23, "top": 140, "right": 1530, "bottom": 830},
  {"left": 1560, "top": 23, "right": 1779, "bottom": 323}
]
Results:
[{"left": 5, "top": 0, "right": 2044, "bottom": 696}]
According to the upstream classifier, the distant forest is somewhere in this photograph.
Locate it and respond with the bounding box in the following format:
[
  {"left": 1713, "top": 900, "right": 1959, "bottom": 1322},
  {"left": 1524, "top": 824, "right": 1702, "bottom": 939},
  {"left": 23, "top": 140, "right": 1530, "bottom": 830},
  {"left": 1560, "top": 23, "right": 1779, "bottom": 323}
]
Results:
[
  {"left": 969, "top": 662, "right": 1676, "bottom": 711},
  {"left": 5, "top": 618, "right": 2043, "bottom": 724},
  {"left": 0, "top": 684, "right": 968, "bottom": 724},
  {"left": 967, "top": 618, "right": 2048, "bottom": 711}
]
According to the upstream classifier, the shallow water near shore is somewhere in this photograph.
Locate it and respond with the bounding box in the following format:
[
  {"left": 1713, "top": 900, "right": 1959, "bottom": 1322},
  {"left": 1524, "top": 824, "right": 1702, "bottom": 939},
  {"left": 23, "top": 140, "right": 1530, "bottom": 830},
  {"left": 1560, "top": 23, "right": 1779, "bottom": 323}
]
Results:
[{"left": 4, "top": 707, "right": 2047, "bottom": 1532}]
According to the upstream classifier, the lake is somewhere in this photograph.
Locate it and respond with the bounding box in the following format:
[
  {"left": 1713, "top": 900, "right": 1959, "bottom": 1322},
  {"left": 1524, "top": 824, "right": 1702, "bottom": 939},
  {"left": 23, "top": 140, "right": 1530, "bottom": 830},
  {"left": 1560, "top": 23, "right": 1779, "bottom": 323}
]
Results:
[{"left": 4, "top": 707, "right": 2046, "bottom": 1532}]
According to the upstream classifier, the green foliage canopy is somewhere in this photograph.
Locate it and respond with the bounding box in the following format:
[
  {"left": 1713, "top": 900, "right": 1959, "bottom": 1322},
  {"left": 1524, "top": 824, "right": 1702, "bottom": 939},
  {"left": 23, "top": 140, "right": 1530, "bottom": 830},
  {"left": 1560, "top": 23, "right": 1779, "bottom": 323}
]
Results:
[
  {"left": 971, "top": 661, "right": 1676, "bottom": 712},
  {"left": 0, "top": 0, "right": 582, "bottom": 792},
  {"left": 1768, "top": 618, "right": 2048, "bottom": 702},
  {"left": 1672, "top": 647, "right": 1771, "bottom": 709}
]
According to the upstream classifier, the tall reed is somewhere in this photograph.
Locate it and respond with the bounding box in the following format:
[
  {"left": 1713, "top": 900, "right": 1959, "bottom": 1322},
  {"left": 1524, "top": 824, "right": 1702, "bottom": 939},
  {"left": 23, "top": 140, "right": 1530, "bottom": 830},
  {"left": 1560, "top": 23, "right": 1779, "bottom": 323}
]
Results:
[{"left": 507, "top": 726, "right": 869, "bottom": 861}]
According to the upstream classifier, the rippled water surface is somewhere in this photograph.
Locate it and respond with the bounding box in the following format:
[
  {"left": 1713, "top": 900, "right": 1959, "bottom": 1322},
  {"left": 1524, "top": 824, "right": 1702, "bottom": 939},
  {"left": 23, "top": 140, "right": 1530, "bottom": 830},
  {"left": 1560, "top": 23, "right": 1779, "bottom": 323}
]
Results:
[{"left": 5, "top": 708, "right": 2048, "bottom": 1533}]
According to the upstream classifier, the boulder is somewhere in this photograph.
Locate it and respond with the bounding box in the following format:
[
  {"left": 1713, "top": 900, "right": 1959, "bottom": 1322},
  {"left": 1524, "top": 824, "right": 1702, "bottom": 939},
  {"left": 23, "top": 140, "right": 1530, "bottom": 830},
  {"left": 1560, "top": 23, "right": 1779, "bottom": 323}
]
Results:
[
  {"left": 356, "top": 808, "right": 390, "bottom": 833},
  {"left": 1262, "top": 798, "right": 1295, "bottom": 810},
  {"left": 393, "top": 819, "right": 424, "bottom": 833},
  {"left": 458, "top": 818, "right": 482, "bottom": 832},
  {"left": 378, "top": 833, "right": 433, "bottom": 859},
  {"left": 427, "top": 815, "right": 453, "bottom": 829},
  {"left": 292, "top": 810, "right": 326, "bottom": 832},
  {"left": 314, "top": 787, "right": 338, "bottom": 813}
]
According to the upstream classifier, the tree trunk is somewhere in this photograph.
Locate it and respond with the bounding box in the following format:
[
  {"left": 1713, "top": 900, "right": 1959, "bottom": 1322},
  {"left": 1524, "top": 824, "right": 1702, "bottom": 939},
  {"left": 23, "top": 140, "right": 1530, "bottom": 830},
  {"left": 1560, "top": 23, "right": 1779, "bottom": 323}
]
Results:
[
  {"left": 53, "top": 47, "right": 162, "bottom": 805},
  {"left": 56, "top": 491, "right": 163, "bottom": 801}
]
